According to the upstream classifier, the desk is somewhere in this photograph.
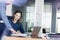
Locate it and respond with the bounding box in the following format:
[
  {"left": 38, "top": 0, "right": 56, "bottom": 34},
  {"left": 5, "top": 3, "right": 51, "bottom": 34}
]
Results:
[{"left": 5, "top": 36, "right": 42, "bottom": 40}]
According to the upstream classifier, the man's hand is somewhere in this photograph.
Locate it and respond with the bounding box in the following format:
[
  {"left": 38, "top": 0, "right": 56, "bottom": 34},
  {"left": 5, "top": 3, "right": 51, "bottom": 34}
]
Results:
[{"left": 10, "top": 28, "right": 17, "bottom": 34}]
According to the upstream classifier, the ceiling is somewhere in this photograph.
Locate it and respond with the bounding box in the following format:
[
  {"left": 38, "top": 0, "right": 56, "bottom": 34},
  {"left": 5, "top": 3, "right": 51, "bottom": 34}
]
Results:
[{"left": 44, "top": 0, "right": 60, "bottom": 3}]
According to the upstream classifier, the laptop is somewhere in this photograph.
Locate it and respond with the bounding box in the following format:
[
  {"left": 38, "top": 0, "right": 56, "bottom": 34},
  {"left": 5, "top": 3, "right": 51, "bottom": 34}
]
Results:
[{"left": 31, "top": 27, "right": 41, "bottom": 38}]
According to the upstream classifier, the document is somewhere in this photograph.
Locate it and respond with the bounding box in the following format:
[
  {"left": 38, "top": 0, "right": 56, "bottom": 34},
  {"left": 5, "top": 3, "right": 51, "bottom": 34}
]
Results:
[{"left": 11, "top": 34, "right": 27, "bottom": 37}]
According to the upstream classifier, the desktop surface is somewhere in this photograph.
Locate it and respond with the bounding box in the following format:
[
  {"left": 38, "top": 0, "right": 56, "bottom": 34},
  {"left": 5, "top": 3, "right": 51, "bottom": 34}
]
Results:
[{"left": 5, "top": 36, "right": 42, "bottom": 40}]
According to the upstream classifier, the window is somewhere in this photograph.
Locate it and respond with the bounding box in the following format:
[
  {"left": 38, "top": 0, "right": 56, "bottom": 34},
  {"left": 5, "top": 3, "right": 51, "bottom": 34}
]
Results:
[
  {"left": 43, "top": 3, "right": 52, "bottom": 33},
  {"left": 26, "top": 6, "right": 35, "bottom": 32}
]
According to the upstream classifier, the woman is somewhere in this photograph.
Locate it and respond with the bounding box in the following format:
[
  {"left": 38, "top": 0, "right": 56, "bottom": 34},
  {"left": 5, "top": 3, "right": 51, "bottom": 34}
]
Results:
[{"left": 3, "top": 10, "right": 25, "bottom": 36}]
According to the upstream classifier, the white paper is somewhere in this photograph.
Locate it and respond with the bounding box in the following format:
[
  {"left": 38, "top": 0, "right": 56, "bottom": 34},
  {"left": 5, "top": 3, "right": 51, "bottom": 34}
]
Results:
[{"left": 11, "top": 34, "right": 27, "bottom": 37}]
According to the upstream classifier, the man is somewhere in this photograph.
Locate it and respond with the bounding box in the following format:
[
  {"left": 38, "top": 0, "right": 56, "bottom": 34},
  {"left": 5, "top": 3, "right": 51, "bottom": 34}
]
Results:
[
  {"left": 0, "top": 0, "right": 16, "bottom": 40},
  {"left": 0, "top": 0, "right": 16, "bottom": 32}
]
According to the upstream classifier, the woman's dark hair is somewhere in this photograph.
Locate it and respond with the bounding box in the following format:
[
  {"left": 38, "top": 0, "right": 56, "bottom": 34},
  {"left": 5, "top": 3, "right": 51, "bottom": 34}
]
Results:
[{"left": 12, "top": 10, "right": 22, "bottom": 23}]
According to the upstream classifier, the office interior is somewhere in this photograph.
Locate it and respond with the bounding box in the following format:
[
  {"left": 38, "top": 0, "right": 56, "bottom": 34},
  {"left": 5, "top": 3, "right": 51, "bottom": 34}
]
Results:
[
  {"left": 0, "top": 0, "right": 35, "bottom": 33},
  {"left": 0, "top": 0, "right": 60, "bottom": 40}
]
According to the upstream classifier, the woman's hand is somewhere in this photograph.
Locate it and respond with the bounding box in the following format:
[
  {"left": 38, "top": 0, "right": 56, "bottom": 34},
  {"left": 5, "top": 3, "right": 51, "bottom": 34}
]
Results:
[{"left": 16, "top": 31, "right": 22, "bottom": 34}]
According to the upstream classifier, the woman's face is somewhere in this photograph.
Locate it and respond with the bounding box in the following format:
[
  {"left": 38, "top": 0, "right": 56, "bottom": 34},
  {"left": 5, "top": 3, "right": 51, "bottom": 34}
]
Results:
[{"left": 14, "top": 13, "right": 21, "bottom": 21}]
